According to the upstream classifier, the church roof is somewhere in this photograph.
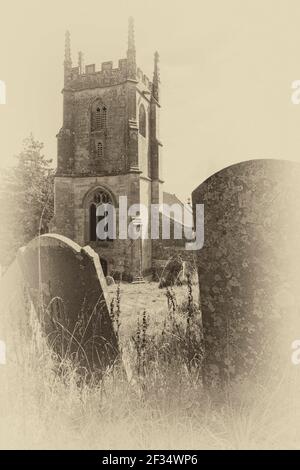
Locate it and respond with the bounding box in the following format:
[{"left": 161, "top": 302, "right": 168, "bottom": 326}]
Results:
[
  {"left": 163, "top": 191, "right": 185, "bottom": 207},
  {"left": 162, "top": 191, "right": 193, "bottom": 228}
]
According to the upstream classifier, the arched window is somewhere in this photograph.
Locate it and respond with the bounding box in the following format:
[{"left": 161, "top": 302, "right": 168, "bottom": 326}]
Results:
[
  {"left": 97, "top": 141, "right": 103, "bottom": 158},
  {"left": 101, "top": 106, "right": 107, "bottom": 128},
  {"left": 89, "top": 203, "right": 97, "bottom": 241},
  {"left": 91, "top": 100, "right": 107, "bottom": 131},
  {"left": 89, "top": 189, "right": 113, "bottom": 242},
  {"left": 139, "top": 104, "right": 146, "bottom": 137},
  {"left": 96, "top": 107, "right": 101, "bottom": 128}
]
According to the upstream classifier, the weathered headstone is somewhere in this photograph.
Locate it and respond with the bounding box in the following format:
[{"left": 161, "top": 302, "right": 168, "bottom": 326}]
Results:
[
  {"left": 192, "top": 160, "right": 300, "bottom": 388},
  {"left": 158, "top": 257, "right": 183, "bottom": 288},
  {"left": 16, "top": 234, "right": 118, "bottom": 373}
]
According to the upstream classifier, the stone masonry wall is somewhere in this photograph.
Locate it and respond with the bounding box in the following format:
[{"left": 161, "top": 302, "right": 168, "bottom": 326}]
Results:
[{"left": 72, "top": 84, "right": 127, "bottom": 174}]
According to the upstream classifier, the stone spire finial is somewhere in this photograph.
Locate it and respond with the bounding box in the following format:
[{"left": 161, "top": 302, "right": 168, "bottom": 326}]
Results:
[
  {"left": 127, "top": 17, "right": 136, "bottom": 80},
  {"left": 64, "top": 30, "right": 72, "bottom": 68},
  {"left": 128, "top": 16, "right": 135, "bottom": 53},
  {"left": 152, "top": 51, "right": 160, "bottom": 102}
]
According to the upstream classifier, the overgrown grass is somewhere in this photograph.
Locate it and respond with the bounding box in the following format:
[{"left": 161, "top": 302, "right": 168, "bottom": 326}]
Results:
[{"left": 1, "top": 276, "right": 300, "bottom": 449}]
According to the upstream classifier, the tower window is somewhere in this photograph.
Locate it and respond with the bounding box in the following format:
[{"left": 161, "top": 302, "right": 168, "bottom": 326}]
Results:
[
  {"left": 101, "top": 106, "right": 107, "bottom": 128},
  {"left": 139, "top": 104, "right": 146, "bottom": 137},
  {"left": 89, "top": 203, "right": 97, "bottom": 241},
  {"left": 96, "top": 108, "right": 101, "bottom": 128},
  {"left": 92, "top": 101, "right": 107, "bottom": 131},
  {"left": 88, "top": 189, "right": 114, "bottom": 242},
  {"left": 97, "top": 141, "right": 103, "bottom": 158}
]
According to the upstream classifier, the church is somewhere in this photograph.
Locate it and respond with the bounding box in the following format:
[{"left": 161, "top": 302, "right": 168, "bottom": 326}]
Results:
[{"left": 51, "top": 18, "right": 190, "bottom": 281}]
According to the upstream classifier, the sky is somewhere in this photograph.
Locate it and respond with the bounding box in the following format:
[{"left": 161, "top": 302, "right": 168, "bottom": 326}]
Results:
[{"left": 1, "top": 0, "right": 300, "bottom": 201}]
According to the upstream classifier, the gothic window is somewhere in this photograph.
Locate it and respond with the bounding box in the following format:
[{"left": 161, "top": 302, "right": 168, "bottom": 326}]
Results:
[
  {"left": 89, "top": 189, "right": 113, "bottom": 242},
  {"left": 92, "top": 101, "right": 107, "bottom": 131},
  {"left": 89, "top": 203, "right": 97, "bottom": 241},
  {"left": 96, "top": 108, "right": 101, "bottom": 128},
  {"left": 101, "top": 106, "right": 107, "bottom": 128},
  {"left": 97, "top": 141, "right": 103, "bottom": 158},
  {"left": 93, "top": 190, "right": 111, "bottom": 205},
  {"left": 139, "top": 104, "right": 146, "bottom": 137}
]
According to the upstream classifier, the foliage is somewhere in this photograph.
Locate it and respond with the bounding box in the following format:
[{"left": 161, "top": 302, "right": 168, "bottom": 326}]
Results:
[
  {"left": 131, "top": 275, "right": 204, "bottom": 387},
  {"left": 0, "top": 135, "right": 54, "bottom": 267}
]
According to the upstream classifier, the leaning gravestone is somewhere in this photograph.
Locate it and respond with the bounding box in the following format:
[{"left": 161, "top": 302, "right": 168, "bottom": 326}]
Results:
[
  {"left": 192, "top": 159, "right": 300, "bottom": 389},
  {"left": 16, "top": 234, "right": 118, "bottom": 373}
]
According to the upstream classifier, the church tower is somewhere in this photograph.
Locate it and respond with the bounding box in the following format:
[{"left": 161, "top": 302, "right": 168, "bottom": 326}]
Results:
[{"left": 51, "top": 19, "right": 163, "bottom": 281}]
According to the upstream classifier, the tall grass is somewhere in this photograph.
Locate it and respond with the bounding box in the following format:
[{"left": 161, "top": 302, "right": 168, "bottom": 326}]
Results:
[{"left": 1, "top": 276, "right": 300, "bottom": 449}]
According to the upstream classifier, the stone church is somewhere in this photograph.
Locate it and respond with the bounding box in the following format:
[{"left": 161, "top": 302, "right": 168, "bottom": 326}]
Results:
[{"left": 51, "top": 18, "right": 190, "bottom": 281}]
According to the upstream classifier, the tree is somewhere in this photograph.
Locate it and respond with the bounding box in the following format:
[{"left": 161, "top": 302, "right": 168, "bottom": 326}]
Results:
[{"left": 0, "top": 135, "right": 54, "bottom": 268}]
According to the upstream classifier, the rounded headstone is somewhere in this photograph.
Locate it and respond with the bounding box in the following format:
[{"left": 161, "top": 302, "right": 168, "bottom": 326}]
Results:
[
  {"left": 17, "top": 234, "right": 118, "bottom": 374},
  {"left": 192, "top": 160, "right": 300, "bottom": 389}
]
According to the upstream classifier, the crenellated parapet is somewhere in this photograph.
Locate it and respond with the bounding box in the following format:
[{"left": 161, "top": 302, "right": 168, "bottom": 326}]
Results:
[
  {"left": 65, "top": 62, "right": 153, "bottom": 93},
  {"left": 67, "top": 59, "right": 131, "bottom": 90}
]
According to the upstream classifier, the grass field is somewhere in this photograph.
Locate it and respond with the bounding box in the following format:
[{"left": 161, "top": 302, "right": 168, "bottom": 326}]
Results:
[{"left": 107, "top": 281, "right": 200, "bottom": 340}]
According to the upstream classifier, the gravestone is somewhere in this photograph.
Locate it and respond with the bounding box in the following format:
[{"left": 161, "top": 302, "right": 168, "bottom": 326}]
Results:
[
  {"left": 16, "top": 234, "right": 118, "bottom": 373},
  {"left": 158, "top": 257, "right": 183, "bottom": 288},
  {"left": 192, "top": 159, "right": 300, "bottom": 388}
]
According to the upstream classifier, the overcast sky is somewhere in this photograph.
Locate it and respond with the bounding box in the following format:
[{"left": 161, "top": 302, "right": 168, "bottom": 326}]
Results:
[{"left": 1, "top": 0, "right": 300, "bottom": 201}]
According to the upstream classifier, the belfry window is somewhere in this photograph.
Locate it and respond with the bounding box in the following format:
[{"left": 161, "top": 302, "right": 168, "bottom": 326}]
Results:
[
  {"left": 96, "top": 108, "right": 101, "bottom": 128},
  {"left": 92, "top": 101, "right": 107, "bottom": 131},
  {"left": 139, "top": 104, "right": 146, "bottom": 137},
  {"left": 101, "top": 106, "right": 107, "bottom": 128}
]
